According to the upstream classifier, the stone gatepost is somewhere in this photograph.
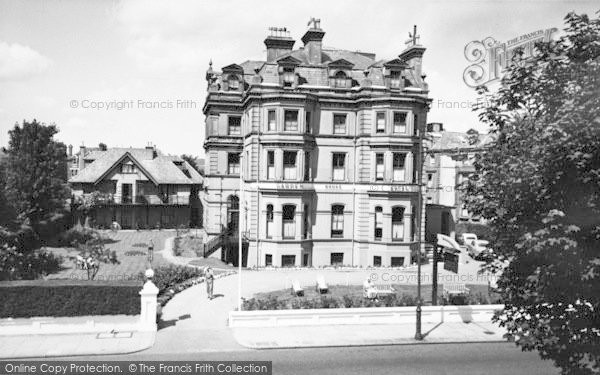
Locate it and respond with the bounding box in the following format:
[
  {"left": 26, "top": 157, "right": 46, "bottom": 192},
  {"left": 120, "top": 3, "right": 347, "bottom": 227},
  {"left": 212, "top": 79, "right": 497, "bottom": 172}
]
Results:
[{"left": 139, "top": 269, "right": 159, "bottom": 332}]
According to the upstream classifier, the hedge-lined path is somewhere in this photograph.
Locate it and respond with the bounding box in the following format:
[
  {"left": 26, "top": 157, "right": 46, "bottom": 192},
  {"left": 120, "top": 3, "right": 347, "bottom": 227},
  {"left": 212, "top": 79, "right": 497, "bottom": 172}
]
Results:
[{"left": 45, "top": 230, "right": 177, "bottom": 281}]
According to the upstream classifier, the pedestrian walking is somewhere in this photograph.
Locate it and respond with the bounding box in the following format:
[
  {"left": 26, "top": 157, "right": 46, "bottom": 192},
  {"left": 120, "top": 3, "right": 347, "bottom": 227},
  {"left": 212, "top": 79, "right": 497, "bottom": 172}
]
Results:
[
  {"left": 147, "top": 239, "right": 154, "bottom": 263},
  {"left": 205, "top": 266, "right": 214, "bottom": 299}
]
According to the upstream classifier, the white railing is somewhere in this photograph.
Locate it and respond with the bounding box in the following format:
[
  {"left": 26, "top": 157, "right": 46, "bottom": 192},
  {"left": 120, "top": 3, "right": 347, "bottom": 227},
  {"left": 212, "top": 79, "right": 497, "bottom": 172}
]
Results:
[{"left": 229, "top": 304, "right": 504, "bottom": 328}]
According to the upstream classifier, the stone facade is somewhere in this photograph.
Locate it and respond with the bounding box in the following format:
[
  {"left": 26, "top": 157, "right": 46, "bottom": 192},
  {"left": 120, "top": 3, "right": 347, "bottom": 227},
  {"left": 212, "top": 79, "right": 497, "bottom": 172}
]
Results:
[{"left": 202, "top": 22, "right": 431, "bottom": 267}]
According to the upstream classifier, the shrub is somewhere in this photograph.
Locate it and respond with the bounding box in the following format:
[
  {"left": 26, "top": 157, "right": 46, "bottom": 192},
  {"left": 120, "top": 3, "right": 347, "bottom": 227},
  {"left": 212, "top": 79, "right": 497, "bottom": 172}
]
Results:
[
  {"left": 60, "top": 226, "right": 103, "bottom": 247},
  {"left": 241, "top": 293, "right": 421, "bottom": 311},
  {"left": 0, "top": 279, "right": 140, "bottom": 317},
  {"left": 143, "top": 265, "right": 204, "bottom": 295},
  {"left": 0, "top": 245, "right": 62, "bottom": 281}
]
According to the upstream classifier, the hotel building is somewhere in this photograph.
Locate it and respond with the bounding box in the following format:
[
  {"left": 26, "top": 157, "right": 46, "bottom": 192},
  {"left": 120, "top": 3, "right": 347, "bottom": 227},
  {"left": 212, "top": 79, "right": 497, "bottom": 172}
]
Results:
[{"left": 201, "top": 21, "right": 431, "bottom": 267}]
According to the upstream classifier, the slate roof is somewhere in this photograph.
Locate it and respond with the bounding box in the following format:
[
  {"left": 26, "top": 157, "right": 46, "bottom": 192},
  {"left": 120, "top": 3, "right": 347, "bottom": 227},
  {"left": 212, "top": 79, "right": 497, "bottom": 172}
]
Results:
[
  {"left": 69, "top": 148, "right": 203, "bottom": 185},
  {"left": 276, "top": 48, "right": 377, "bottom": 70}
]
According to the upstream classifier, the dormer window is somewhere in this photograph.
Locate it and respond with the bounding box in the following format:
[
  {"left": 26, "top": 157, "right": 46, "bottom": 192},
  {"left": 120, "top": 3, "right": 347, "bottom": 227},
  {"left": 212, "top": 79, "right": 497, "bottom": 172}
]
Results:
[
  {"left": 334, "top": 71, "right": 349, "bottom": 88},
  {"left": 276, "top": 56, "right": 301, "bottom": 89},
  {"left": 228, "top": 75, "right": 240, "bottom": 90},
  {"left": 282, "top": 67, "right": 295, "bottom": 88},
  {"left": 390, "top": 71, "right": 401, "bottom": 89}
]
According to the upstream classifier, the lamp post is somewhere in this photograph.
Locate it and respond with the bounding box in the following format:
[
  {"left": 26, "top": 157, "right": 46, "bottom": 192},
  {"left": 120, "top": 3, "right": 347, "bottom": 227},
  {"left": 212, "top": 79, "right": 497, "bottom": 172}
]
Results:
[
  {"left": 414, "top": 113, "right": 426, "bottom": 341},
  {"left": 238, "top": 153, "right": 243, "bottom": 311}
]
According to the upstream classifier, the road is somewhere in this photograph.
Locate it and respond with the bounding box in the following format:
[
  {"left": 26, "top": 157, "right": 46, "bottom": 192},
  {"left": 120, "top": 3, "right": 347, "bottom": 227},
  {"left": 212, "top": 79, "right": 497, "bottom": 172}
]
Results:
[{"left": 52, "top": 343, "right": 558, "bottom": 375}]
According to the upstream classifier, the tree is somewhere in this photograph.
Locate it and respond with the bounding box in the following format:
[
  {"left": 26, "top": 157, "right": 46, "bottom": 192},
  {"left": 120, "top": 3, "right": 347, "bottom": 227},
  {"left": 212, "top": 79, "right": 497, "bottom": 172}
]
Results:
[
  {"left": 181, "top": 154, "right": 202, "bottom": 174},
  {"left": 464, "top": 11, "right": 600, "bottom": 374},
  {"left": 4, "top": 120, "right": 70, "bottom": 241}
]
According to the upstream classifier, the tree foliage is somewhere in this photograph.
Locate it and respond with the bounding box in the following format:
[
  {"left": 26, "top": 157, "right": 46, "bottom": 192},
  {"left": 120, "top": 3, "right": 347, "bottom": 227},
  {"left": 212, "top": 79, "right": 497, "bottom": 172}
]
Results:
[
  {"left": 181, "top": 154, "right": 202, "bottom": 174},
  {"left": 464, "top": 11, "right": 600, "bottom": 374},
  {"left": 3, "top": 120, "right": 70, "bottom": 240}
]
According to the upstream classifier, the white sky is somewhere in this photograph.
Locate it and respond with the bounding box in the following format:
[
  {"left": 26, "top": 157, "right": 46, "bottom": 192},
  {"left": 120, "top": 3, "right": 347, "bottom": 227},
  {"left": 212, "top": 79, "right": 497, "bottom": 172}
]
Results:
[{"left": 0, "top": 0, "right": 598, "bottom": 158}]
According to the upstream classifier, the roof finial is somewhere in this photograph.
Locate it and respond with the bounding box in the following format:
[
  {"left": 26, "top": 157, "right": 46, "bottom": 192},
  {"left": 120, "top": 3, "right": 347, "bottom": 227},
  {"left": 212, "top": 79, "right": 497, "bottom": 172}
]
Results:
[{"left": 405, "top": 25, "right": 420, "bottom": 47}]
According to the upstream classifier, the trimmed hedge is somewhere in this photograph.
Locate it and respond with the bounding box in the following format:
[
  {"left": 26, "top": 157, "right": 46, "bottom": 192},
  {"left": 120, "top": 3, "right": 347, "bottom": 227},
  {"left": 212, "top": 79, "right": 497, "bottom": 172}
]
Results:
[{"left": 0, "top": 279, "right": 141, "bottom": 318}]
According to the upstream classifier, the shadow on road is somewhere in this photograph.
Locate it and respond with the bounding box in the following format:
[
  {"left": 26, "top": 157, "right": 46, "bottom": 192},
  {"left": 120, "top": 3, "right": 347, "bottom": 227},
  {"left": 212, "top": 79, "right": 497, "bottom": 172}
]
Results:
[{"left": 158, "top": 314, "right": 192, "bottom": 330}]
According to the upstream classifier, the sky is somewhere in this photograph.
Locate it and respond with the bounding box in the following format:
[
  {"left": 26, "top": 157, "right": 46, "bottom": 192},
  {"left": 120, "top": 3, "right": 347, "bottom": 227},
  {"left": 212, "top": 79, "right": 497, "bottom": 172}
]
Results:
[{"left": 0, "top": 0, "right": 598, "bottom": 158}]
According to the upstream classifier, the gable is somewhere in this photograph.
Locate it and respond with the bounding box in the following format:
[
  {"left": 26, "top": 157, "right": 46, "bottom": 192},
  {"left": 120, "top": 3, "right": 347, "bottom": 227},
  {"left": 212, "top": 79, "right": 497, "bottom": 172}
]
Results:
[
  {"left": 384, "top": 58, "right": 408, "bottom": 69},
  {"left": 276, "top": 55, "right": 302, "bottom": 66},
  {"left": 328, "top": 58, "right": 355, "bottom": 69},
  {"left": 222, "top": 63, "right": 244, "bottom": 73},
  {"left": 95, "top": 152, "right": 158, "bottom": 185}
]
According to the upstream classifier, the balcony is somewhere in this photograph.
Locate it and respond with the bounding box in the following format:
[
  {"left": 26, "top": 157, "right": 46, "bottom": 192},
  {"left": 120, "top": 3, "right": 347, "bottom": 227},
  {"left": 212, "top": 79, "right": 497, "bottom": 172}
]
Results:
[{"left": 80, "top": 193, "right": 190, "bottom": 206}]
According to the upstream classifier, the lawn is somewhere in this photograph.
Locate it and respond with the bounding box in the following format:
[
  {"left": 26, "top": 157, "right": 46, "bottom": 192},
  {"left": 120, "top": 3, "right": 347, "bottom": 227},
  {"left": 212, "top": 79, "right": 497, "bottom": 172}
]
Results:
[{"left": 44, "top": 230, "right": 175, "bottom": 282}]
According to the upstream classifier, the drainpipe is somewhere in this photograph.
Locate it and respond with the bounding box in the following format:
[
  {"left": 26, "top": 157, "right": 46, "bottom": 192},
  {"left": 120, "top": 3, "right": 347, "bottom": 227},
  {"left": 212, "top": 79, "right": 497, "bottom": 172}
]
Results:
[
  {"left": 256, "top": 104, "right": 261, "bottom": 267},
  {"left": 351, "top": 113, "right": 357, "bottom": 266}
]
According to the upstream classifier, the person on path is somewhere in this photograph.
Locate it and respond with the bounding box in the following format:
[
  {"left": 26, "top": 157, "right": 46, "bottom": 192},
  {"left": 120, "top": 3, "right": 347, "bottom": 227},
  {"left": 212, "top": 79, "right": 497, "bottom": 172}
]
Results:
[
  {"left": 147, "top": 239, "right": 154, "bottom": 263},
  {"left": 205, "top": 266, "right": 214, "bottom": 299}
]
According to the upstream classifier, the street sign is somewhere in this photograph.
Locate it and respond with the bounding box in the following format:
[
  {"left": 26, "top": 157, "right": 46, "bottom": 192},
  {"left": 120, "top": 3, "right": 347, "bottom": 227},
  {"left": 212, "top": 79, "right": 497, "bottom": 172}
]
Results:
[{"left": 443, "top": 251, "right": 459, "bottom": 273}]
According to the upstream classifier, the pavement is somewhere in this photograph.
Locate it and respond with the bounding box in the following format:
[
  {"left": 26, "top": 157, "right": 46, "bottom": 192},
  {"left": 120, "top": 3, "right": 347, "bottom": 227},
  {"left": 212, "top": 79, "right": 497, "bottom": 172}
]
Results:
[
  {"left": 0, "top": 315, "right": 155, "bottom": 359},
  {"left": 232, "top": 321, "right": 507, "bottom": 349},
  {"left": 0, "top": 233, "right": 505, "bottom": 359}
]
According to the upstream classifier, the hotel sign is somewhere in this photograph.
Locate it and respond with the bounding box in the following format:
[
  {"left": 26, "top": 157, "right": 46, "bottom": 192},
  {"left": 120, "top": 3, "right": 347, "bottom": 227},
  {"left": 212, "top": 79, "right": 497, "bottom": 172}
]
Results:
[
  {"left": 261, "top": 182, "right": 419, "bottom": 193},
  {"left": 463, "top": 28, "right": 557, "bottom": 87}
]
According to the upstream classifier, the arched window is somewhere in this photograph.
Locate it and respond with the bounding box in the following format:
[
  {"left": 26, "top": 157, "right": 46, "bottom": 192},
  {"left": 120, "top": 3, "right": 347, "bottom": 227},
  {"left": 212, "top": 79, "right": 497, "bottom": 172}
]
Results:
[
  {"left": 227, "top": 195, "right": 239, "bottom": 229},
  {"left": 331, "top": 205, "right": 344, "bottom": 238},
  {"left": 392, "top": 206, "right": 405, "bottom": 241},
  {"left": 282, "top": 204, "right": 296, "bottom": 239},
  {"left": 228, "top": 74, "right": 240, "bottom": 90},
  {"left": 266, "top": 204, "right": 273, "bottom": 238},
  {"left": 374, "top": 206, "right": 383, "bottom": 240},
  {"left": 334, "top": 71, "right": 348, "bottom": 88}
]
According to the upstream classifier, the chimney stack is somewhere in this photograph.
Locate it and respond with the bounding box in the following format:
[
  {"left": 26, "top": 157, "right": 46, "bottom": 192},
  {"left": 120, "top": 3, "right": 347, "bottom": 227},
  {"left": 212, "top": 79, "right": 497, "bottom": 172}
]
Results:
[
  {"left": 78, "top": 144, "right": 86, "bottom": 171},
  {"left": 264, "top": 27, "right": 295, "bottom": 63},
  {"left": 302, "top": 18, "right": 325, "bottom": 65}
]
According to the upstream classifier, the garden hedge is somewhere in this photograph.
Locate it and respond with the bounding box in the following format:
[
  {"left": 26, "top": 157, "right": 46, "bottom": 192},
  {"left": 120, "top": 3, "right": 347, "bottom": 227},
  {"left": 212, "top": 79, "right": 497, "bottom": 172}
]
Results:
[{"left": 0, "top": 279, "right": 141, "bottom": 318}]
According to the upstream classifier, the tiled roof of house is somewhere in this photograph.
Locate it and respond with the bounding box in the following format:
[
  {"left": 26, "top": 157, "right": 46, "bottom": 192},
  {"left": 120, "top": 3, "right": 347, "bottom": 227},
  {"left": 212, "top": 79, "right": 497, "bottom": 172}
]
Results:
[{"left": 69, "top": 148, "right": 203, "bottom": 185}]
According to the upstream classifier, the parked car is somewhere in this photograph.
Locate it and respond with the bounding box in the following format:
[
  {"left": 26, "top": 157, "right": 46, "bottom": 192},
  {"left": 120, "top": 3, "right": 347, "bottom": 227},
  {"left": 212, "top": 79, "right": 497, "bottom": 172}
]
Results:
[
  {"left": 467, "top": 239, "right": 490, "bottom": 259},
  {"left": 459, "top": 233, "right": 478, "bottom": 247}
]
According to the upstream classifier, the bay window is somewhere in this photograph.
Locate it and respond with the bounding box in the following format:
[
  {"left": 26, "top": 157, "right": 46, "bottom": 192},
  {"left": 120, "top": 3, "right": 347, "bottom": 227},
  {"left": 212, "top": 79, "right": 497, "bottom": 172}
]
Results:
[
  {"left": 392, "top": 206, "right": 405, "bottom": 241},
  {"left": 393, "top": 112, "right": 407, "bottom": 134},
  {"left": 266, "top": 204, "right": 273, "bottom": 238},
  {"left": 283, "top": 151, "right": 297, "bottom": 180},
  {"left": 284, "top": 110, "right": 298, "bottom": 131},
  {"left": 331, "top": 205, "right": 344, "bottom": 238},
  {"left": 375, "top": 153, "right": 384, "bottom": 181},
  {"left": 333, "top": 114, "right": 347, "bottom": 134},
  {"left": 282, "top": 205, "right": 296, "bottom": 239},
  {"left": 332, "top": 153, "right": 346, "bottom": 181},
  {"left": 376, "top": 112, "right": 386, "bottom": 133},
  {"left": 393, "top": 153, "right": 406, "bottom": 181},
  {"left": 227, "top": 153, "right": 240, "bottom": 175},
  {"left": 267, "top": 110, "right": 276, "bottom": 131},
  {"left": 267, "top": 151, "right": 275, "bottom": 179}
]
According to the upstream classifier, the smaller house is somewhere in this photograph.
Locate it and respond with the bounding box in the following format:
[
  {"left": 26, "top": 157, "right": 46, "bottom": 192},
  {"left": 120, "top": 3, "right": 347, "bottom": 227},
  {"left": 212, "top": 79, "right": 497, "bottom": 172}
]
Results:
[
  {"left": 69, "top": 145, "right": 203, "bottom": 229},
  {"left": 424, "top": 123, "right": 494, "bottom": 243}
]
